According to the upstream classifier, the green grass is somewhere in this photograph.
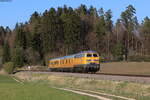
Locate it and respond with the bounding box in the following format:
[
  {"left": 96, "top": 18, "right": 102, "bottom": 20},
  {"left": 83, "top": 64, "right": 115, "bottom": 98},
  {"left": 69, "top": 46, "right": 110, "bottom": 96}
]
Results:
[
  {"left": 0, "top": 75, "right": 16, "bottom": 83},
  {"left": 0, "top": 74, "right": 98, "bottom": 100}
]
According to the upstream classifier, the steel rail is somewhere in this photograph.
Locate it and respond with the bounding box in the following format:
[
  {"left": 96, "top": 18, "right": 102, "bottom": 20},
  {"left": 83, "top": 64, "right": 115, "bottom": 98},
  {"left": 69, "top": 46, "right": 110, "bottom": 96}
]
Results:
[{"left": 15, "top": 70, "right": 150, "bottom": 78}]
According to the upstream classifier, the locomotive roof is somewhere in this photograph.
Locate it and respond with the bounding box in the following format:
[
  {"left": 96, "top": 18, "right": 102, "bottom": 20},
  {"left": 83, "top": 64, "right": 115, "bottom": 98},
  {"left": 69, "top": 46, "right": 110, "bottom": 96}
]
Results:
[
  {"left": 50, "top": 54, "right": 75, "bottom": 61},
  {"left": 79, "top": 50, "right": 97, "bottom": 53},
  {"left": 50, "top": 51, "right": 97, "bottom": 61}
]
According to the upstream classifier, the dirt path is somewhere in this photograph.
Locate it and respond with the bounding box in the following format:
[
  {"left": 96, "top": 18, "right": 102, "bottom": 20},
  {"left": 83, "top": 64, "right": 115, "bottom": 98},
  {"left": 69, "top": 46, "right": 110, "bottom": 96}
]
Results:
[
  {"left": 53, "top": 87, "right": 136, "bottom": 100},
  {"left": 54, "top": 87, "right": 112, "bottom": 100},
  {"left": 11, "top": 76, "right": 24, "bottom": 84},
  {"left": 74, "top": 88, "right": 135, "bottom": 100}
]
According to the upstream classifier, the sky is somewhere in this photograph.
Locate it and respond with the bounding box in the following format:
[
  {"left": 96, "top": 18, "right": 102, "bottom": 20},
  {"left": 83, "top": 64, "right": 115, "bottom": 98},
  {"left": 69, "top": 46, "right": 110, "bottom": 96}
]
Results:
[{"left": 0, "top": 0, "right": 149, "bottom": 29}]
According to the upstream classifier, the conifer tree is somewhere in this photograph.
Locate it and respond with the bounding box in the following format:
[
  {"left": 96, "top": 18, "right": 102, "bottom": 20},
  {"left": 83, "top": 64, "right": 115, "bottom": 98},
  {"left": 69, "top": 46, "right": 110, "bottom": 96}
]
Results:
[
  {"left": 121, "top": 5, "right": 136, "bottom": 60},
  {"left": 2, "top": 41, "right": 11, "bottom": 64},
  {"left": 12, "top": 46, "right": 24, "bottom": 67},
  {"left": 62, "top": 8, "right": 82, "bottom": 54},
  {"left": 14, "top": 23, "right": 27, "bottom": 49},
  {"left": 105, "top": 9, "right": 113, "bottom": 56},
  {"left": 95, "top": 8, "right": 106, "bottom": 53},
  {"left": 41, "top": 8, "right": 58, "bottom": 54}
]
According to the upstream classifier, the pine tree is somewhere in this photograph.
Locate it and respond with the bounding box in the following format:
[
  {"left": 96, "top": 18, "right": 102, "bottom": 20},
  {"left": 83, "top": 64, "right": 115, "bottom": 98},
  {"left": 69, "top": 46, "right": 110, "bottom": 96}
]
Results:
[
  {"left": 14, "top": 23, "right": 27, "bottom": 49},
  {"left": 12, "top": 46, "right": 24, "bottom": 68},
  {"left": 140, "top": 17, "right": 150, "bottom": 55},
  {"left": 96, "top": 8, "right": 106, "bottom": 37},
  {"left": 105, "top": 9, "right": 113, "bottom": 57},
  {"left": 41, "top": 8, "right": 58, "bottom": 54},
  {"left": 61, "top": 8, "right": 82, "bottom": 54},
  {"left": 76, "top": 4, "right": 87, "bottom": 16},
  {"left": 0, "top": 26, "right": 6, "bottom": 45},
  {"left": 29, "top": 11, "right": 43, "bottom": 58},
  {"left": 88, "top": 6, "right": 98, "bottom": 17},
  {"left": 0, "top": 5, "right": 149, "bottom": 64},
  {"left": 120, "top": 5, "right": 136, "bottom": 61},
  {"left": 2, "top": 41, "right": 11, "bottom": 64},
  {"left": 95, "top": 8, "right": 106, "bottom": 53}
]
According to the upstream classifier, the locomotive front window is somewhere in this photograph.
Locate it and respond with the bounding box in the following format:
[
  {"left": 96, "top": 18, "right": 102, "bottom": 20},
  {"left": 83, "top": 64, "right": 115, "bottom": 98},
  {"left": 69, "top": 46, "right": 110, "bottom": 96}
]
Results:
[
  {"left": 87, "top": 54, "right": 92, "bottom": 57},
  {"left": 93, "top": 54, "right": 98, "bottom": 57}
]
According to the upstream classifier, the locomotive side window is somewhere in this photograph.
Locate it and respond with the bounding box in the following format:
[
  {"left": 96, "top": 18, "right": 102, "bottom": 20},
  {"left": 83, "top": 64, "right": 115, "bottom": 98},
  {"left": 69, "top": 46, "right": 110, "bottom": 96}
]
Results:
[
  {"left": 93, "top": 54, "right": 98, "bottom": 57},
  {"left": 74, "top": 54, "right": 85, "bottom": 58},
  {"left": 87, "top": 54, "right": 92, "bottom": 57},
  {"left": 74, "top": 54, "right": 80, "bottom": 58}
]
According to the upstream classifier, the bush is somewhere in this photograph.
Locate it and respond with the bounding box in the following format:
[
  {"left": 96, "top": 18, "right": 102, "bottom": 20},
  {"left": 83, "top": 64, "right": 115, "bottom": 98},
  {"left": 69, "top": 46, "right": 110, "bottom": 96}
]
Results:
[
  {"left": 3, "top": 62, "right": 15, "bottom": 74},
  {"left": 112, "top": 42, "right": 124, "bottom": 61}
]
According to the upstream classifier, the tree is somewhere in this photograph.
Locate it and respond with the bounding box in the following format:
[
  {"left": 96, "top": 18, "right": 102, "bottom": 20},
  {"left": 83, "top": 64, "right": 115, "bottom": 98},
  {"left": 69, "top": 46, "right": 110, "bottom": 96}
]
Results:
[
  {"left": 57, "top": 7, "right": 63, "bottom": 16},
  {"left": 115, "top": 19, "right": 124, "bottom": 42},
  {"left": 41, "top": 8, "right": 59, "bottom": 54},
  {"left": 88, "top": 6, "right": 98, "bottom": 17},
  {"left": 12, "top": 46, "right": 24, "bottom": 68},
  {"left": 0, "top": 26, "right": 6, "bottom": 45},
  {"left": 96, "top": 8, "right": 106, "bottom": 37},
  {"left": 29, "top": 11, "right": 43, "bottom": 59},
  {"left": 76, "top": 4, "right": 87, "bottom": 16},
  {"left": 0, "top": 5, "right": 149, "bottom": 64},
  {"left": 112, "top": 42, "right": 124, "bottom": 61},
  {"left": 140, "top": 17, "right": 150, "bottom": 55},
  {"left": 2, "top": 41, "right": 11, "bottom": 64},
  {"left": 25, "top": 47, "right": 40, "bottom": 65},
  {"left": 61, "top": 9, "right": 82, "bottom": 54},
  {"left": 23, "top": 25, "right": 32, "bottom": 48},
  {"left": 105, "top": 9, "right": 113, "bottom": 56},
  {"left": 5, "top": 26, "right": 11, "bottom": 34},
  {"left": 120, "top": 5, "right": 136, "bottom": 61},
  {"left": 14, "top": 23, "right": 27, "bottom": 49},
  {"left": 95, "top": 8, "right": 106, "bottom": 53}
]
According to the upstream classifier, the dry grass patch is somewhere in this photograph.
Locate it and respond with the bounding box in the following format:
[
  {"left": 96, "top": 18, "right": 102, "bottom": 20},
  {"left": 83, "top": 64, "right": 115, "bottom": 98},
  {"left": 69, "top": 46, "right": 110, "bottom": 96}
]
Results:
[{"left": 100, "top": 62, "right": 150, "bottom": 75}]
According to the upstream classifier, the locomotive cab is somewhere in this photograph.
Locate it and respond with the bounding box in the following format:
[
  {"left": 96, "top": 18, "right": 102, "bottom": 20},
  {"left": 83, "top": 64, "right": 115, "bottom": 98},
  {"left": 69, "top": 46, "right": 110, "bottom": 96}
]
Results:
[
  {"left": 84, "top": 52, "right": 100, "bottom": 72},
  {"left": 86, "top": 53, "right": 99, "bottom": 64}
]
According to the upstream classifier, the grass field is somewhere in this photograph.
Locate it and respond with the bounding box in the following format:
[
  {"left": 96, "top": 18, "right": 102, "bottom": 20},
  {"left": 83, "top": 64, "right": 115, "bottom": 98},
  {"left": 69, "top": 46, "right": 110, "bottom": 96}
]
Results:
[
  {"left": 15, "top": 72, "right": 150, "bottom": 100},
  {"left": 100, "top": 62, "right": 150, "bottom": 75},
  {"left": 1, "top": 61, "right": 150, "bottom": 100},
  {"left": 0, "top": 74, "right": 98, "bottom": 100}
]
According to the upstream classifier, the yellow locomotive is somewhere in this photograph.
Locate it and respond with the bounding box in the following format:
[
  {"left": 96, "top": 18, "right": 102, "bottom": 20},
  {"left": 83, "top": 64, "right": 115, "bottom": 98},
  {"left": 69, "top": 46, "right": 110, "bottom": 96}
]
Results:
[{"left": 48, "top": 51, "right": 100, "bottom": 73}]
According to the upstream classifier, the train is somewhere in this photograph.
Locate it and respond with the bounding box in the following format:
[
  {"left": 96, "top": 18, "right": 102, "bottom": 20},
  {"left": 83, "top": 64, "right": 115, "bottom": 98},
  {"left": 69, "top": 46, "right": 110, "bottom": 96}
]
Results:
[{"left": 48, "top": 51, "right": 100, "bottom": 73}]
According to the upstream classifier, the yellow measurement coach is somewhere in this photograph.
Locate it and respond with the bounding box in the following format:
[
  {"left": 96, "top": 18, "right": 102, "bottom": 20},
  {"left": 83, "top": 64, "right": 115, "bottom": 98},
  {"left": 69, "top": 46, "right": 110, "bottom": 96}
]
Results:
[{"left": 48, "top": 51, "right": 100, "bottom": 73}]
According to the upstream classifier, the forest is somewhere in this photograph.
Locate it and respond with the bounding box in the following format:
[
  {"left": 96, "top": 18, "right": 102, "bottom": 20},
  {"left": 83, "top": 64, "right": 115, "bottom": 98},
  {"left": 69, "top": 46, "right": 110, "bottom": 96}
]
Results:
[{"left": 0, "top": 4, "right": 150, "bottom": 68}]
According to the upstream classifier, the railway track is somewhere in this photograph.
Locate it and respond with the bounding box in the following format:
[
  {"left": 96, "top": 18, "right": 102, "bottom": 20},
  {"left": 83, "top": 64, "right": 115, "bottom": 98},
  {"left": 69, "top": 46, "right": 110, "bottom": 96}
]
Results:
[
  {"left": 96, "top": 73, "right": 150, "bottom": 78},
  {"left": 16, "top": 69, "right": 150, "bottom": 78}
]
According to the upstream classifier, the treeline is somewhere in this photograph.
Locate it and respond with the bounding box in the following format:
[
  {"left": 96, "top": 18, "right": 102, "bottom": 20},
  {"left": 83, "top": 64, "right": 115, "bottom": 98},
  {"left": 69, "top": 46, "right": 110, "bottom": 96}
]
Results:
[{"left": 0, "top": 4, "right": 150, "bottom": 68}]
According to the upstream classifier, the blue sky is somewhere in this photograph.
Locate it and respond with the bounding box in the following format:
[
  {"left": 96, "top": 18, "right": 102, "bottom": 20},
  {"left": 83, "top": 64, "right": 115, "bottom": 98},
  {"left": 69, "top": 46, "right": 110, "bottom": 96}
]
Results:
[{"left": 0, "top": 0, "right": 149, "bottom": 29}]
